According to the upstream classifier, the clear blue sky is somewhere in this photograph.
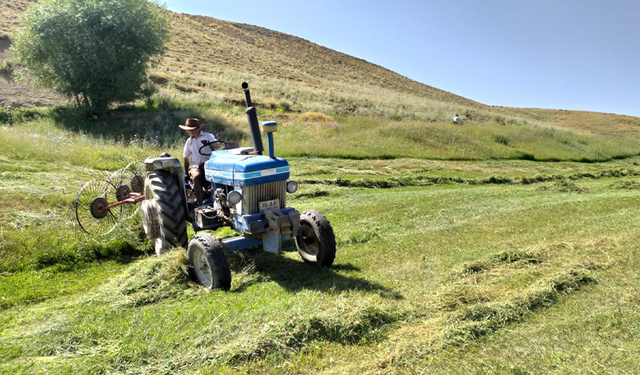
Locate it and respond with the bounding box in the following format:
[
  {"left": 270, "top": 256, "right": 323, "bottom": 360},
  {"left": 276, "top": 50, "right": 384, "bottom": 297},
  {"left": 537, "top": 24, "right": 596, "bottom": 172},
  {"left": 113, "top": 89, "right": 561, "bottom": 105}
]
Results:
[{"left": 161, "top": 0, "right": 640, "bottom": 117}]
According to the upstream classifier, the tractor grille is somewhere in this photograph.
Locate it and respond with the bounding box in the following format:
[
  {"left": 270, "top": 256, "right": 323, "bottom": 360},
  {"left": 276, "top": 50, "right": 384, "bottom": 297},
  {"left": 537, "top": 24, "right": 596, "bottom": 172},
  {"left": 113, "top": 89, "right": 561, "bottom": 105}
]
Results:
[{"left": 241, "top": 180, "right": 286, "bottom": 215}]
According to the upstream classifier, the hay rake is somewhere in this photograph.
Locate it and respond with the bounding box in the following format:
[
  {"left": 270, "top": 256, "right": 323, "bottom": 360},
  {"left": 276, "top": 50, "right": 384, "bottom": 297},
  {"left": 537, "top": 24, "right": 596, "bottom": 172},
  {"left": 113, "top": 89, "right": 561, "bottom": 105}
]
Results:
[{"left": 74, "top": 162, "right": 146, "bottom": 236}]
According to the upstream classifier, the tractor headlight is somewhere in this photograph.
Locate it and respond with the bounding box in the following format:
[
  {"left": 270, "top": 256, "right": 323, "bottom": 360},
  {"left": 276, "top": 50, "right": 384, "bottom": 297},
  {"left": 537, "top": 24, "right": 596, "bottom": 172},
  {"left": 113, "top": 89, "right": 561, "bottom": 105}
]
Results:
[
  {"left": 286, "top": 180, "right": 299, "bottom": 193},
  {"left": 227, "top": 190, "right": 242, "bottom": 204}
]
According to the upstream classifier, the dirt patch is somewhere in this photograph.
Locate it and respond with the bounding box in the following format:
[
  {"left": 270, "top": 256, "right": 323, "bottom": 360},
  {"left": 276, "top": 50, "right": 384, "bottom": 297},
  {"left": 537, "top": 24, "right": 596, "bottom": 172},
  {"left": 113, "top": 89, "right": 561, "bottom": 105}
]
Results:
[
  {"left": 0, "top": 36, "right": 66, "bottom": 108},
  {"left": 0, "top": 73, "right": 67, "bottom": 108}
]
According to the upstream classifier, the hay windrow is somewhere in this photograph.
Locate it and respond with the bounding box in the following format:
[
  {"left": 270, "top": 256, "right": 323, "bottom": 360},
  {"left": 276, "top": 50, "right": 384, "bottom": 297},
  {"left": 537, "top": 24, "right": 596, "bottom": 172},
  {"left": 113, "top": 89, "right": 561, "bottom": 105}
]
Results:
[
  {"left": 537, "top": 180, "right": 589, "bottom": 193},
  {"left": 441, "top": 267, "right": 596, "bottom": 347},
  {"left": 224, "top": 307, "right": 403, "bottom": 364},
  {"left": 373, "top": 265, "right": 600, "bottom": 372},
  {"left": 462, "top": 250, "right": 541, "bottom": 275},
  {"left": 300, "top": 168, "right": 640, "bottom": 189},
  {"left": 100, "top": 250, "right": 198, "bottom": 307},
  {"left": 609, "top": 180, "right": 640, "bottom": 189}
]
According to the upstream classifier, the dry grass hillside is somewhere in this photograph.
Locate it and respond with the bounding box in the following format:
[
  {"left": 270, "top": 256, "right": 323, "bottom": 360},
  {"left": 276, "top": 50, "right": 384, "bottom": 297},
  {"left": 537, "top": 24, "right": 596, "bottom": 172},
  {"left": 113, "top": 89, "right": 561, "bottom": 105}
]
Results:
[
  {"left": 499, "top": 106, "right": 640, "bottom": 139},
  {"left": 2, "top": 0, "right": 640, "bottom": 136},
  {"left": 0, "top": 0, "right": 37, "bottom": 37},
  {"left": 160, "top": 13, "right": 482, "bottom": 106}
]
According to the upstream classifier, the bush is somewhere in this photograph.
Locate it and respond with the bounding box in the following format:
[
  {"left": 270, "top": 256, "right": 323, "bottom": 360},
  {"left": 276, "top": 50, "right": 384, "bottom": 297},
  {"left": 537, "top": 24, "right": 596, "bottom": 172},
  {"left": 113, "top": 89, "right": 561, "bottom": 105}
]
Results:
[
  {"left": 0, "top": 106, "right": 13, "bottom": 125},
  {"left": 11, "top": 0, "right": 170, "bottom": 113},
  {"left": 298, "top": 111, "right": 334, "bottom": 123},
  {"left": 494, "top": 135, "right": 509, "bottom": 145},
  {"left": 279, "top": 100, "right": 292, "bottom": 112}
]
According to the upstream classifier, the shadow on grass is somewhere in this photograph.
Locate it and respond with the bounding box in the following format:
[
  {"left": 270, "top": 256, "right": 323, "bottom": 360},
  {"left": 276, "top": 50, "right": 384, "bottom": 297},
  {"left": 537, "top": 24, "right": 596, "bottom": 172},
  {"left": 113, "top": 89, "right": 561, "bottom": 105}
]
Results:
[
  {"left": 37, "top": 105, "right": 245, "bottom": 148},
  {"left": 41, "top": 105, "right": 201, "bottom": 147},
  {"left": 229, "top": 249, "right": 403, "bottom": 300}
]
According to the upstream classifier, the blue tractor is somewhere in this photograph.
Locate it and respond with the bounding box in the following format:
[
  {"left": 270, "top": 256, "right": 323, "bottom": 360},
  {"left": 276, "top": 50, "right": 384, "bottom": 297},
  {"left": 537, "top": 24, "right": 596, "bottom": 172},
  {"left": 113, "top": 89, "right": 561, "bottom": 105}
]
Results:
[{"left": 139, "top": 83, "right": 336, "bottom": 289}]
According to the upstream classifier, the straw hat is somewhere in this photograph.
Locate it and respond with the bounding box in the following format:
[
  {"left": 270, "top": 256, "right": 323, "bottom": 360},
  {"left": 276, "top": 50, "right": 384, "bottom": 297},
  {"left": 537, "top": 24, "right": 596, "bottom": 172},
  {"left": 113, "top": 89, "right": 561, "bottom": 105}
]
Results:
[{"left": 178, "top": 118, "right": 204, "bottom": 130}]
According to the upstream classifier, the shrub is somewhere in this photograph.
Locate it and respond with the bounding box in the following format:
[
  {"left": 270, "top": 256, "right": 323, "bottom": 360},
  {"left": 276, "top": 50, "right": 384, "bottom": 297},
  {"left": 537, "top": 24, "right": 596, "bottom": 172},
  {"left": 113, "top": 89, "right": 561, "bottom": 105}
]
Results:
[
  {"left": 279, "top": 100, "right": 292, "bottom": 112},
  {"left": 11, "top": 0, "right": 170, "bottom": 113},
  {"left": 0, "top": 106, "right": 14, "bottom": 125},
  {"left": 494, "top": 134, "right": 509, "bottom": 145}
]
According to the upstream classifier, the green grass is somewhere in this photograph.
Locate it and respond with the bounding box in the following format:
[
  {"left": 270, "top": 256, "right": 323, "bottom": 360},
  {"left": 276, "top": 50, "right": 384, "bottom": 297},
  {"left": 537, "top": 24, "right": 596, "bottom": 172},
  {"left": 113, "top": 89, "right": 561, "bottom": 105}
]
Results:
[
  {"left": 3, "top": 103, "right": 639, "bottom": 165},
  {"left": 2, "top": 108, "right": 640, "bottom": 374},
  {"left": 272, "top": 115, "right": 640, "bottom": 161},
  {"left": 0, "top": 261, "right": 130, "bottom": 310},
  {"left": 5, "top": 177, "right": 639, "bottom": 374}
]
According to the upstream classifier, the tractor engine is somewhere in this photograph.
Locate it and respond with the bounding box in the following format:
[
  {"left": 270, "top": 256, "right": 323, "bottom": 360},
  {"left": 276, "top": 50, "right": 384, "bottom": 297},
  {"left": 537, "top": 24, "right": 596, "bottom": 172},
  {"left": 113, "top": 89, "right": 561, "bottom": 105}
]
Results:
[{"left": 194, "top": 146, "right": 300, "bottom": 249}]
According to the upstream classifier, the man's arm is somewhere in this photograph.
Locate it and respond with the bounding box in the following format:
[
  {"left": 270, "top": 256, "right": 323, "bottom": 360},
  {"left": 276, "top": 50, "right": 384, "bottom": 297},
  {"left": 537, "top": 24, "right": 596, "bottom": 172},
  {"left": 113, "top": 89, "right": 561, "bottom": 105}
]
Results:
[
  {"left": 183, "top": 157, "right": 190, "bottom": 173},
  {"left": 183, "top": 137, "right": 191, "bottom": 178},
  {"left": 207, "top": 133, "right": 219, "bottom": 150}
]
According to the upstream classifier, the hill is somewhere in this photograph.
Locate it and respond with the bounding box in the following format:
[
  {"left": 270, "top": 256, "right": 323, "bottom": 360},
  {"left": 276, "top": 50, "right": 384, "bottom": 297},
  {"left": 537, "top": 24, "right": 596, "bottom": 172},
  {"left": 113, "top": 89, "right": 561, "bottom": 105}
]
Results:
[{"left": 2, "top": 0, "right": 640, "bottom": 138}]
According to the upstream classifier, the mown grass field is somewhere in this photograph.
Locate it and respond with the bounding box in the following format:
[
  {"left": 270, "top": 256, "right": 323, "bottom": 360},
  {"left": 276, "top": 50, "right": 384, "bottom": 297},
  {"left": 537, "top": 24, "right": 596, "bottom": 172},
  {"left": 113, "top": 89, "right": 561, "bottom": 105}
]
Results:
[{"left": 1, "top": 110, "right": 640, "bottom": 374}]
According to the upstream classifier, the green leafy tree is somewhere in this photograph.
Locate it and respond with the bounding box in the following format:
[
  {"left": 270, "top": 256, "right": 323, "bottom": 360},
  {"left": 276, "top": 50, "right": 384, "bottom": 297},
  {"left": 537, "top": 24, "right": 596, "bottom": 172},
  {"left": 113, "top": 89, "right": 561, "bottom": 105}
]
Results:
[{"left": 11, "top": 0, "right": 170, "bottom": 113}]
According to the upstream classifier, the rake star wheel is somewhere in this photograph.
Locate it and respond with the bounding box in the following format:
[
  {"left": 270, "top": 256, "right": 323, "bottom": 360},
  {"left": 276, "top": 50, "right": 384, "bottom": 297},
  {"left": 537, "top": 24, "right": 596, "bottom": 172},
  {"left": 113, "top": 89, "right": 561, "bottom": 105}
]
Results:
[
  {"left": 75, "top": 179, "right": 120, "bottom": 236},
  {"left": 111, "top": 162, "right": 146, "bottom": 221}
]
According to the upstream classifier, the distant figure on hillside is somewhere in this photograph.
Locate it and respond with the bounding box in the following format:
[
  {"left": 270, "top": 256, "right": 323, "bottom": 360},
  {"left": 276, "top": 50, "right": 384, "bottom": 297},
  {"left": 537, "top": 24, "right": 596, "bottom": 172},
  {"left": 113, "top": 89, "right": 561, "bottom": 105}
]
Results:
[{"left": 453, "top": 114, "right": 461, "bottom": 124}]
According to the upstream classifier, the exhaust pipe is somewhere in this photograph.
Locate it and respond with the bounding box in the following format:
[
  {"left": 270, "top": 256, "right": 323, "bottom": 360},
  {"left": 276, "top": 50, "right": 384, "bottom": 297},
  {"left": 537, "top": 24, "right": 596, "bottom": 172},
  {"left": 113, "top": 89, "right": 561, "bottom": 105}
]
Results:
[{"left": 242, "top": 82, "right": 264, "bottom": 155}]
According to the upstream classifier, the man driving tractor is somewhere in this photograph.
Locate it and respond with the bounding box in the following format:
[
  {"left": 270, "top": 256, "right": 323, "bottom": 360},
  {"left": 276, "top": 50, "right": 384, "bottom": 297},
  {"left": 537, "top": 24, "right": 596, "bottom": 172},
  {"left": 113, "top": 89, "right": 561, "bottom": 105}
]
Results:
[{"left": 179, "top": 118, "right": 219, "bottom": 205}]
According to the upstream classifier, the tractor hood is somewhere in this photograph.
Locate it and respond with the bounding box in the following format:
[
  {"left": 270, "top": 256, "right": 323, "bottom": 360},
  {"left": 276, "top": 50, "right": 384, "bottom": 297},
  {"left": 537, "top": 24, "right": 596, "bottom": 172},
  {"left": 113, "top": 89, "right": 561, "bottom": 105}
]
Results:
[{"left": 204, "top": 150, "right": 290, "bottom": 187}]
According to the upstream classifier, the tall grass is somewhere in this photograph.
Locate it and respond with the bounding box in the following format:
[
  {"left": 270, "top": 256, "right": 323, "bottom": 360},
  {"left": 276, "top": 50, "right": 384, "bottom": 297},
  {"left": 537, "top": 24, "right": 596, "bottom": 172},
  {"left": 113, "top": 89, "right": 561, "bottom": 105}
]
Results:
[
  {"left": 4, "top": 100, "right": 638, "bottom": 164},
  {"left": 276, "top": 115, "right": 640, "bottom": 161}
]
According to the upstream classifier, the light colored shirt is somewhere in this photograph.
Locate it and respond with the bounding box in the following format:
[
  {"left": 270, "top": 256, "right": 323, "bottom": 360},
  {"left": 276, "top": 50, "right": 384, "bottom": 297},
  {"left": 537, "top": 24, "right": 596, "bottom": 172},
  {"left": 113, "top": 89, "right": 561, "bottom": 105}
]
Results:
[
  {"left": 183, "top": 131, "right": 217, "bottom": 166},
  {"left": 453, "top": 116, "right": 461, "bottom": 123}
]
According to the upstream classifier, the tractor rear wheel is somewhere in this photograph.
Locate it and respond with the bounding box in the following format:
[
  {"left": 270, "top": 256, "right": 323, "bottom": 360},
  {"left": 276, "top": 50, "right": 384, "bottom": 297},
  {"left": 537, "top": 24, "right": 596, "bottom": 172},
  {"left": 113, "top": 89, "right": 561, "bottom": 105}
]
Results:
[
  {"left": 142, "top": 170, "right": 188, "bottom": 255},
  {"left": 295, "top": 209, "right": 336, "bottom": 267},
  {"left": 187, "top": 233, "right": 231, "bottom": 290}
]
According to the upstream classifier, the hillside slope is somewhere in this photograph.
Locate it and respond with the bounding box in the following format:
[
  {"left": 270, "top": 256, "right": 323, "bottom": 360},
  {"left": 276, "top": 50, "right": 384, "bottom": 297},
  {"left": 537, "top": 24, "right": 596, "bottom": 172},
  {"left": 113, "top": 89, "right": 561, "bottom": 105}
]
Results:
[
  {"left": 2, "top": 1, "right": 640, "bottom": 136},
  {"left": 499, "top": 106, "right": 640, "bottom": 139},
  {"left": 162, "top": 13, "right": 482, "bottom": 107}
]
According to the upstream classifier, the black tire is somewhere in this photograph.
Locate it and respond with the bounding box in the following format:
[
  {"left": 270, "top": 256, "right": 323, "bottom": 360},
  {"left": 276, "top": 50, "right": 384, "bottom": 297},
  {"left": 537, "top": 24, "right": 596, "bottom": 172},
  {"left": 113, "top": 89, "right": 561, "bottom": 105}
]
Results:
[
  {"left": 142, "top": 170, "right": 188, "bottom": 255},
  {"left": 295, "top": 209, "right": 336, "bottom": 267},
  {"left": 187, "top": 233, "right": 231, "bottom": 290}
]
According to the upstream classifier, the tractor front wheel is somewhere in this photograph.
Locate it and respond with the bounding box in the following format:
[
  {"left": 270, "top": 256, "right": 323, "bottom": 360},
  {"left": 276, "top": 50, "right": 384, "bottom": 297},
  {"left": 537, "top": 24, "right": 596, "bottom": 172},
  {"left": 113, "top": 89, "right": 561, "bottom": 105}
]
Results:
[
  {"left": 187, "top": 233, "right": 231, "bottom": 290},
  {"left": 141, "top": 170, "right": 188, "bottom": 255},
  {"left": 295, "top": 209, "right": 336, "bottom": 267}
]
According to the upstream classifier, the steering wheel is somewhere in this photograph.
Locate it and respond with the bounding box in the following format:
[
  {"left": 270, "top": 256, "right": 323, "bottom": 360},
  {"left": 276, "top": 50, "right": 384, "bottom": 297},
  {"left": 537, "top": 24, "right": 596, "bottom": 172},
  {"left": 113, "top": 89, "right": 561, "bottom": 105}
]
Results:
[{"left": 199, "top": 140, "right": 228, "bottom": 156}]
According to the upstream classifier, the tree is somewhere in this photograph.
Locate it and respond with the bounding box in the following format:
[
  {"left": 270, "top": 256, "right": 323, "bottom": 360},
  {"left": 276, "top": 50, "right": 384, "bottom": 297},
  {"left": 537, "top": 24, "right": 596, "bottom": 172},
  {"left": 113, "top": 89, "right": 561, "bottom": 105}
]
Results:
[{"left": 11, "top": 0, "right": 170, "bottom": 113}]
